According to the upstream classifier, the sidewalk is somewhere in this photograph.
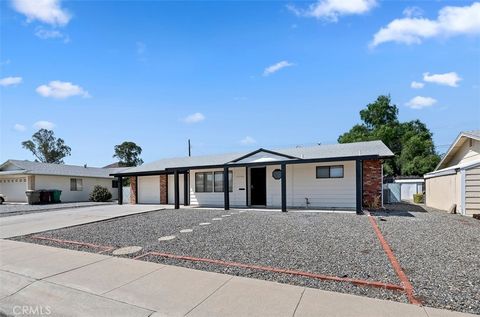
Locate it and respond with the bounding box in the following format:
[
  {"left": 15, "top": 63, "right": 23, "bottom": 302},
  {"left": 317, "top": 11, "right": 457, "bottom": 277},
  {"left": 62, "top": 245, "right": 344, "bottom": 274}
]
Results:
[{"left": 0, "top": 240, "right": 475, "bottom": 317}]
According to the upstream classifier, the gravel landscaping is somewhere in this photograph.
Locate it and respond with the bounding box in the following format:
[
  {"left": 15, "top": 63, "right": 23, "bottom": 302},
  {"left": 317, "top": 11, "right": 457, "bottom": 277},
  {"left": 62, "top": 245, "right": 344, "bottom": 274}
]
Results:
[
  {"left": 0, "top": 201, "right": 114, "bottom": 217},
  {"left": 12, "top": 206, "right": 480, "bottom": 314},
  {"left": 373, "top": 209, "right": 480, "bottom": 315}
]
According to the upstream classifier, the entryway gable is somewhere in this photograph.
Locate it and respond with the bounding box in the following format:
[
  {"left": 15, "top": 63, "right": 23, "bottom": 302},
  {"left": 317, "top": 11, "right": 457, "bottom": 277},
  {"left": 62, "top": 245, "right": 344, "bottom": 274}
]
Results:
[{"left": 230, "top": 149, "right": 298, "bottom": 164}]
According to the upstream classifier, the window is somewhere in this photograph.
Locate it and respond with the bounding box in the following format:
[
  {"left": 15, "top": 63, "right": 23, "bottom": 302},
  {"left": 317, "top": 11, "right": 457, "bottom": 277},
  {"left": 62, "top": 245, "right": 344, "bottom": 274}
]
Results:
[
  {"left": 214, "top": 171, "right": 233, "bottom": 192},
  {"left": 70, "top": 178, "right": 83, "bottom": 191},
  {"left": 195, "top": 172, "right": 214, "bottom": 192},
  {"left": 112, "top": 180, "right": 119, "bottom": 188},
  {"left": 316, "top": 165, "right": 344, "bottom": 179}
]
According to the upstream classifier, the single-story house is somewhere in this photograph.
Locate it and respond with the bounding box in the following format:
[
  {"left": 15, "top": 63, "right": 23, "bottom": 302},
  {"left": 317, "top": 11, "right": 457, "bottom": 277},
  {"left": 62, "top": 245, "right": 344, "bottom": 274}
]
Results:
[
  {"left": 0, "top": 160, "right": 126, "bottom": 203},
  {"left": 111, "top": 140, "right": 394, "bottom": 213},
  {"left": 425, "top": 130, "right": 480, "bottom": 216}
]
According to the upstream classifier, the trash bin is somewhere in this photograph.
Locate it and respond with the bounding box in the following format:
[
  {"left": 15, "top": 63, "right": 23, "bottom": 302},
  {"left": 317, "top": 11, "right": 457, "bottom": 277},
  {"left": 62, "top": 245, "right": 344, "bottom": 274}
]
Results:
[
  {"left": 51, "top": 190, "right": 62, "bottom": 203},
  {"left": 26, "top": 190, "right": 41, "bottom": 205},
  {"left": 39, "top": 190, "right": 51, "bottom": 204}
]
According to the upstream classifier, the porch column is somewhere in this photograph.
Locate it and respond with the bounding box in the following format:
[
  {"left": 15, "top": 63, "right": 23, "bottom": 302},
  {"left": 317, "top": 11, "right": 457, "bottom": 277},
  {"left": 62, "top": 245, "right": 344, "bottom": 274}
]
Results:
[
  {"left": 281, "top": 163, "right": 287, "bottom": 212},
  {"left": 134, "top": 176, "right": 138, "bottom": 204},
  {"left": 224, "top": 166, "right": 230, "bottom": 210},
  {"left": 356, "top": 159, "right": 363, "bottom": 214},
  {"left": 117, "top": 176, "right": 123, "bottom": 205},
  {"left": 174, "top": 170, "right": 180, "bottom": 209},
  {"left": 184, "top": 171, "right": 189, "bottom": 206}
]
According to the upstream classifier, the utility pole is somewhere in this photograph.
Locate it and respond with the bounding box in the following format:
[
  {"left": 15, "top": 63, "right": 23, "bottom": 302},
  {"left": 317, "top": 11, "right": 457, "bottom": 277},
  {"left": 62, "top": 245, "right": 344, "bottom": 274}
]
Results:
[{"left": 188, "top": 139, "right": 191, "bottom": 157}]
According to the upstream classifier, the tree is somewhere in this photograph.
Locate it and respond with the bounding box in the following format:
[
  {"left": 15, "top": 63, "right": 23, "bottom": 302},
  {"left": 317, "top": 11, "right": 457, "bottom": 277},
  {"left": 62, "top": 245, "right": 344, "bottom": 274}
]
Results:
[
  {"left": 113, "top": 141, "right": 143, "bottom": 167},
  {"left": 338, "top": 95, "right": 440, "bottom": 176},
  {"left": 22, "top": 129, "right": 71, "bottom": 164}
]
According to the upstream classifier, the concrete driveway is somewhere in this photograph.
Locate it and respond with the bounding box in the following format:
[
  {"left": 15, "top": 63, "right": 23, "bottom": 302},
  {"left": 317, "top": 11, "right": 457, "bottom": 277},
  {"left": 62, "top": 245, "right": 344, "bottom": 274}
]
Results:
[{"left": 0, "top": 204, "right": 164, "bottom": 239}]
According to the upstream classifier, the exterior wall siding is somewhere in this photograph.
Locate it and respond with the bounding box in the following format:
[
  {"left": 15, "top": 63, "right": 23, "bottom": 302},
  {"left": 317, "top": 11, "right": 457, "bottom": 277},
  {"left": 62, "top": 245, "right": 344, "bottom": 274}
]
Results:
[
  {"left": 465, "top": 165, "right": 480, "bottom": 216},
  {"left": 35, "top": 175, "right": 117, "bottom": 202},
  {"left": 362, "top": 159, "right": 382, "bottom": 209},
  {"left": 426, "top": 174, "right": 458, "bottom": 212},
  {"left": 447, "top": 138, "right": 480, "bottom": 166}
]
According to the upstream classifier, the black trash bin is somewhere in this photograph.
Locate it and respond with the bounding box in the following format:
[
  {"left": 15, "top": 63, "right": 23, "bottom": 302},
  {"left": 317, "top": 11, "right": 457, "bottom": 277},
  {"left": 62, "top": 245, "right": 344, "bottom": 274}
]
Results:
[
  {"left": 26, "top": 190, "right": 41, "bottom": 205},
  {"left": 39, "top": 190, "right": 51, "bottom": 204}
]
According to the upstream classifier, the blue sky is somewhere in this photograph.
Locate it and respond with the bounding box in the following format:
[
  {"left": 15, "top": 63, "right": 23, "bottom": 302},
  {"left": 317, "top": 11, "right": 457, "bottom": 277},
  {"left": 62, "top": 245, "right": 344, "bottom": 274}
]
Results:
[{"left": 1, "top": 0, "right": 479, "bottom": 167}]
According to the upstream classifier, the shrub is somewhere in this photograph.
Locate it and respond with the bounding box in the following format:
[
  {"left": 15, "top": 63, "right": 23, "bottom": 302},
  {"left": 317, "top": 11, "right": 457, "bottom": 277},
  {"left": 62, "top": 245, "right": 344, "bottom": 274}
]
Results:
[
  {"left": 90, "top": 185, "right": 112, "bottom": 202},
  {"left": 413, "top": 193, "right": 424, "bottom": 204}
]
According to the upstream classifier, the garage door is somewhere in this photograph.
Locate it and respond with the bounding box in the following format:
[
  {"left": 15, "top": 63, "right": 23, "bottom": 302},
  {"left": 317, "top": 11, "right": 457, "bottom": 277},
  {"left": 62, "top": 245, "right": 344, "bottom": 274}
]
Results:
[
  {"left": 137, "top": 176, "right": 160, "bottom": 204},
  {"left": 0, "top": 178, "right": 28, "bottom": 202}
]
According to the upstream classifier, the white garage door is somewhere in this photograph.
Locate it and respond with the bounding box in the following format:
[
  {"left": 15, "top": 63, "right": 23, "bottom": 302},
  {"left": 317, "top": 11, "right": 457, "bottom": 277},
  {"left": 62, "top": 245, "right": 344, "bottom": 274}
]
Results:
[
  {"left": 0, "top": 178, "right": 28, "bottom": 202},
  {"left": 137, "top": 176, "right": 160, "bottom": 204}
]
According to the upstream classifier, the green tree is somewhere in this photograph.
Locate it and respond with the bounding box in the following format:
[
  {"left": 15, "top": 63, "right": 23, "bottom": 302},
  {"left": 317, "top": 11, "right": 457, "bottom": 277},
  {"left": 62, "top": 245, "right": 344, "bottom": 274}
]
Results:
[
  {"left": 338, "top": 95, "right": 440, "bottom": 176},
  {"left": 22, "top": 129, "right": 71, "bottom": 164},
  {"left": 113, "top": 141, "right": 143, "bottom": 167}
]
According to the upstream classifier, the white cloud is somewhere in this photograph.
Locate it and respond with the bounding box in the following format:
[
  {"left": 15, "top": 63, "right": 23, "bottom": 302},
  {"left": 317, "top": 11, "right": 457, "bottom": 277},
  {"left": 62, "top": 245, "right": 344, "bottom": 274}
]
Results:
[
  {"left": 35, "top": 27, "right": 70, "bottom": 42},
  {"left": 0, "top": 76, "right": 22, "bottom": 86},
  {"left": 240, "top": 136, "right": 256, "bottom": 145},
  {"left": 14, "top": 124, "right": 26, "bottom": 132},
  {"left": 288, "top": 0, "right": 377, "bottom": 22},
  {"left": 263, "top": 60, "right": 294, "bottom": 76},
  {"left": 183, "top": 112, "right": 205, "bottom": 123},
  {"left": 406, "top": 96, "right": 437, "bottom": 109},
  {"left": 402, "top": 6, "right": 423, "bottom": 18},
  {"left": 33, "top": 120, "right": 55, "bottom": 130},
  {"left": 410, "top": 81, "right": 424, "bottom": 89},
  {"left": 423, "top": 72, "right": 461, "bottom": 87},
  {"left": 36, "top": 81, "right": 90, "bottom": 99},
  {"left": 11, "top": 0, "right": 71, "bottom": 26},
  {"left": 371, "top": 2, "right": 480, "bottom": 47}
]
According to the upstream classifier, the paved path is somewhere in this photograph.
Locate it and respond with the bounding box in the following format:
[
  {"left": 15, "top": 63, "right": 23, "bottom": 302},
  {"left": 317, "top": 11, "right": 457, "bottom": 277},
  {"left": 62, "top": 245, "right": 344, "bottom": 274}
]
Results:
[
  {"left": 0, "top": 204, "right": 163, "bottom": 238},
  {"left": 0, "top": 240, "right": 475, "bottom": 317}
]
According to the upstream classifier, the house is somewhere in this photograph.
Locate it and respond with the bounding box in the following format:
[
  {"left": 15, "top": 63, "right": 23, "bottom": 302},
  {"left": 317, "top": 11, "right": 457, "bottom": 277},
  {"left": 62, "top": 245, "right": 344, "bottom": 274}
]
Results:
[
  {"left": 111, "top": 140, "right": 394, "bottom": 213},
  {"left": 0, "top": 160, "right": 126, "bottom": 203},
  {"left": 424, "top": 130, "right": 480, "bottom": 216}
]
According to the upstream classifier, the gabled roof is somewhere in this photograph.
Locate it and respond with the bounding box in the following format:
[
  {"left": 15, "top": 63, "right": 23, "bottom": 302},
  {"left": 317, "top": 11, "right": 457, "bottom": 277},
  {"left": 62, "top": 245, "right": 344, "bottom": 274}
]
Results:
[
  {"left": 435, "top": 130, "right": 480, "bottom": 170},
  {"left": 0, "top": 160, "right": 127, "bottom": 178},
  {"left": 114, "top": 140, "right": 393, "bottom": 175},
  {"left": 425, "top": 159, "right": 480, "bottom": 179}
]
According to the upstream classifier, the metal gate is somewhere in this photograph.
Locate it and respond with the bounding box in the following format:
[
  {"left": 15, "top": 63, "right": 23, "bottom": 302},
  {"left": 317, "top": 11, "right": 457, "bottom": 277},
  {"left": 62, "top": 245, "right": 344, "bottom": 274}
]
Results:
[{"left": 383, "top": 183, "right": 401, "bottom": 204}]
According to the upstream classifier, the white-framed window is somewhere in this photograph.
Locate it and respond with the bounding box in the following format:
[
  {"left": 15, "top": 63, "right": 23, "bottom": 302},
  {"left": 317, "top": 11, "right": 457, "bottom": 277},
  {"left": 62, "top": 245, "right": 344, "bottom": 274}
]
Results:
[
  {"left": 214, "top": 171, "right": 233, "bottom": 192},
  {"left": 70, "top": 178, "right": 83, "bottom": 191},
  {"left": 316, "top": 165, "right": 344, "bottom": 179},
  {"left": 195, "top": 172, "right": 214, "bottom": 192}
]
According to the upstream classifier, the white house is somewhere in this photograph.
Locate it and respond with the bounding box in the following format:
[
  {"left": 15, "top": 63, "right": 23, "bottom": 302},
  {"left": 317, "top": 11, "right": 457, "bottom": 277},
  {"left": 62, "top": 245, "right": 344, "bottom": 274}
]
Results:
[
  {"left": 111, "top": 141, "right": 394, "bottom": 213},
  {"left": 424, "top": 130, "right": 480, "bottom": 216},
  {"left": 0, "top": 160, "right": 126, "bottom": 203}
]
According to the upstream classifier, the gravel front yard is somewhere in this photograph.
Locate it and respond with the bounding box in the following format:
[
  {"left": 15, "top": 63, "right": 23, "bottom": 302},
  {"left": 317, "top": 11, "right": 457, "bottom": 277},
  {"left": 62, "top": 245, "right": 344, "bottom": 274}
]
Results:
[{"left": 12, "top": 206, "right": 480, "bottom": 314}]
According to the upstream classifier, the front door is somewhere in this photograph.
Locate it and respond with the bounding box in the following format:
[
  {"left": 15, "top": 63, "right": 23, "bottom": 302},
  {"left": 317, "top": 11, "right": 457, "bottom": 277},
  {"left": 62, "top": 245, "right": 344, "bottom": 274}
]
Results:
[{"left": 250, "top": 167, "right": 266, "bottom": 206}]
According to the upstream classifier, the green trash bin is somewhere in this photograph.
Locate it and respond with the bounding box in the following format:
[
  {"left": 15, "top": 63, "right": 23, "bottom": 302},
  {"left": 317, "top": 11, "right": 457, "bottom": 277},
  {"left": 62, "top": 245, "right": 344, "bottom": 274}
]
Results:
[{"left": 51, "top": 190, "right": 62, "bottom": 203}]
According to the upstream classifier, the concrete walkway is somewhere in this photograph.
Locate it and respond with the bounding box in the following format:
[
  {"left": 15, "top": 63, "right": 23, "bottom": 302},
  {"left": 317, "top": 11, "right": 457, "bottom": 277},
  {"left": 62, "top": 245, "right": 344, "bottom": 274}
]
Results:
[
  {"left": 0, "top": 204, "right": 164, "bottom": 238},
  {"left": 0, "top": 240, "right": 475, "bottom": 317}
]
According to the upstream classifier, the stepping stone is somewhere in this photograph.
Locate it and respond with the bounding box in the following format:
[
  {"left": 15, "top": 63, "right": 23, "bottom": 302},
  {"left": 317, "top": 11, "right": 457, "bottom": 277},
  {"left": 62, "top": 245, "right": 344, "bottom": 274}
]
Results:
[
  {"left": 180, "top": 229, "right": 193, "bottom": 233},
  {"left": 112, "top": 246, "right": 142, "bottom": 255},
  {"left": 212, "top": 218, "right": 222, "bottom": 221},
  {"left": 221, "top": 215, "right": 231, "bottom": 217},
  {"left": 199, "top": 222, "right": 211, "bottom": 226},
  {"left": 158, "top": 235, "right": 176, "bottom": 242},
  {"left": 239, "top": 211, "right": 246, "bottom": 213}
]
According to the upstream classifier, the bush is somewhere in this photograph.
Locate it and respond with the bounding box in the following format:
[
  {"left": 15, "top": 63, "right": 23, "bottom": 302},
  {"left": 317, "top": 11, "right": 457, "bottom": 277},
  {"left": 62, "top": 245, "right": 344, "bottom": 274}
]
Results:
[
  {"left": 90, "top": 185, "right": 112, "bottom": 202},
  {"left": 413, "top": 193, "right": 424, "bottom": 204}
]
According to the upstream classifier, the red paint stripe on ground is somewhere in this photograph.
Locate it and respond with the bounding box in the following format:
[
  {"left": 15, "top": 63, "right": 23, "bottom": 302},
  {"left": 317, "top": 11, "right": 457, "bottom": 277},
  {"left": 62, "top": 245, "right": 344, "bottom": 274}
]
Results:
[
  {"left": 367, "top": 215, "right": 422, "bottom": 305},
  {"left": 32, "top": 235, "right": 114, "bottom": 253},
  {"left": 136, "top": 251, "right": 405, "bottom": 292}
]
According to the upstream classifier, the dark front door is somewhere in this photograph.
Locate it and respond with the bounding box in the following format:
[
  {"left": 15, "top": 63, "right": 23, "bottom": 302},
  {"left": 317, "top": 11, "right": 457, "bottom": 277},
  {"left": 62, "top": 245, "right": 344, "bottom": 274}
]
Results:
[{"left": 250, "top": 167, "right": 266, "bottom": 206}]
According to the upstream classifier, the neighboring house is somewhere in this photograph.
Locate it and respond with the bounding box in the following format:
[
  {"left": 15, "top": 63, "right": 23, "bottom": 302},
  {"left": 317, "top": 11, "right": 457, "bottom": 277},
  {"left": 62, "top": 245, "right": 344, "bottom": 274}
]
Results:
[
  {"left": 111, "top": 141, "right": 394, "bottom": 213},
  {"left": 424, "top": 130, "right": 480, "bottom": 216},
  {"left": 0, "top": 160, "right": 126, "bottom": 203},
  {"left": 383, "top": 176, "right": 424, "bottom": 203}
]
